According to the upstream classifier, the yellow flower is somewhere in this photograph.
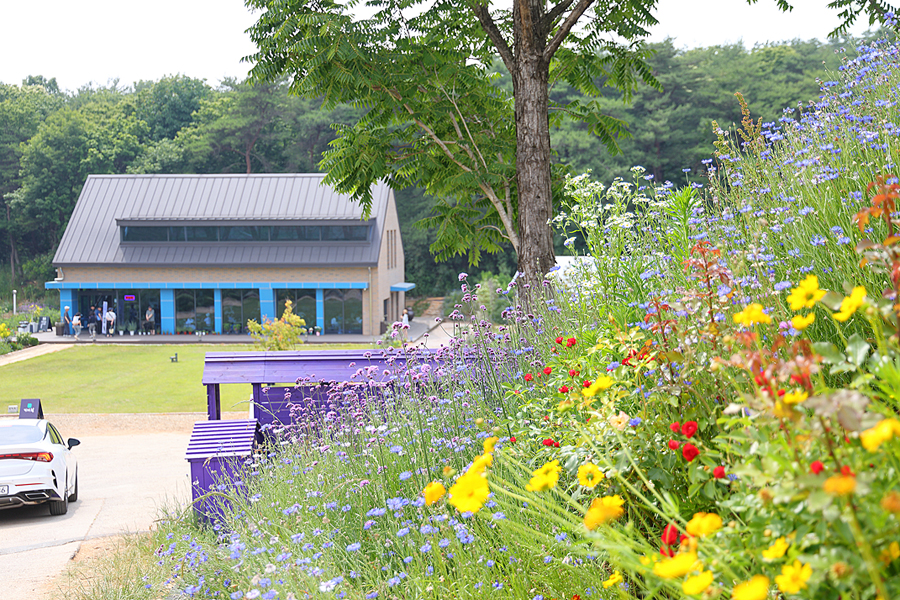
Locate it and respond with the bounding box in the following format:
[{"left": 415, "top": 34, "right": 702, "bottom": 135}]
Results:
[
  {"left": 791, "top": 312, "right": 815, "bottom": 330},
  {"left": 448, "top": 472, "right": 489, "bottom": 514},
  {"left": 860, "top": 418, "right": 900, "bottom": 452},
  {"left": 775, "top": 560, "right": 812, "bottom": 594},
  {"left": 423, "top": 481, "right": 446, "bottom": 506},
  {"left": 471, "top": 453, "right": 493, "bottom": 473},
  {"left": 525, "top": 460, "right": 561, "bottom": 492},
  {"left": 577, "top": 463, "right": 604, "bottom": 488},
  {"left": 882, "top": 490, "right": 900, "bottom": 513},
  {"left": 823, "top": 474, "right": 856, "bottom": 496},
  {"left": 685, "top": 512, "right": 723, "bottom": 537},
  {"left": 879, "top": 541, "right": 900, "bottom": 564},
  {"left": 787, "top": 275, "right": 826, "bottom": 310},
  {"left": 762, "top": 537, "right": 790, "bottom": 561},
  {"left": 683, "top": 571, "right": 714, "bottom": 596},
  {"left": 442, "top": 465, "right": 456, "bottom": 478},
  {"left": 652, "top": 551, "right": 700, "bottom": 579},
  {"left": 833, "top": 286, "right": 866, "bottom": 322},
  {"left": 782, "top": 390, "right": 808, "bottom": 405},
  {"left": 582, "top": 376, "right": 614, "bottom": 397},
  {"left": 602, "top": 571, "right": 623, "bottom": 588},
  {"left": 732, "top": 575, "right": 769, "bottom": 600},
  {"left": 483, "top": 436, "right": 498, "bottom": 454},
  {"left": 733, "top": 303, "right": 772, "bottom": 327},
  {"left": 584, "top": 495, "right": 625, "bottom": 529}
]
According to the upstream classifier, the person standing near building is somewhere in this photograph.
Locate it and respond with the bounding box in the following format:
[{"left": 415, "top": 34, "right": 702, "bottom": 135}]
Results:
[
  {"left": 87, "top": 305, "right": 97, "bottom": 339},
  {"left": 401, "top": 308, "right": 409, "bottom": 342},
  {"left": 63, "top": 306, "right": 72, "bottom": 337},
  {"left": 72, "top": 312, "right": 82, "bottom": 338},
  {"left": 94, "top": 305, "right": 102, "bottom": 334},
  {"left": 104, "top": 307, "right": 116, "bottom": 337},
  {"left": 144, "top": 305, "right": 156, "bottom": 335}
]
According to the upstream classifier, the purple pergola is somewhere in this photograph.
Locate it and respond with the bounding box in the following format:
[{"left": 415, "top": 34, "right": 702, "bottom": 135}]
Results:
[{"left": 201, "top": 349, "right": 440, "bottom": 426}]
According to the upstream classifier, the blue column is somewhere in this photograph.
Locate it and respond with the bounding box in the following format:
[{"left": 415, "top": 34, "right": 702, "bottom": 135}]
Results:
[
  {"left": 59, "top": 289, "right": 76, "bottom": 323},
  {"left": 214, "top": 289, "right": 223, "bottom": 334},
  {"left": 160, "top": 289, "right": 175, "bottom": 334},
  {"left": 316, "top": 289, "right": 325, "bottom": 332},
  {"left": 259, "top": 287, "right": 275, "bottom": 322}
]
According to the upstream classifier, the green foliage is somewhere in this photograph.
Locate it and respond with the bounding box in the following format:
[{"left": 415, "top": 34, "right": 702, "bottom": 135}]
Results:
[
  {"left": 247, "top": 299, "right": 307, "bottom": 350},
  {"left": 133, "top": 75, "right": 212, "bottom": 141}
]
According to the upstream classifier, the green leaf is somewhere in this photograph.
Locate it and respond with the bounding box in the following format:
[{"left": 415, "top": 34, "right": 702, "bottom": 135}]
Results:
[{"left": 845, "top": 333, "right": 870, "bottom": 367}]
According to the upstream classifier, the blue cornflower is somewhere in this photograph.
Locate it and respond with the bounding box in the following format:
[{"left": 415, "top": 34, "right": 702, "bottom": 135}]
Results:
[
  {"left": 346, "top": 542, "right": 361, "bottom": 552},
  {"left": 389, "top": 445, "right": 403, "bottom": 454},
  {"left": 438, "top": 538, "right": 451, "bottom": 548},
  {"left": 811, "top": 235, "right": 827, "bottom": 246},
  {"left": 420, "top": 542, "right": 431, "bottom": 553},
  {"left": 629, "top": 417, "right": 642, "bottom": 427},
  {"left": 399, "top": 471, "right": 412, "bottom": 481}
]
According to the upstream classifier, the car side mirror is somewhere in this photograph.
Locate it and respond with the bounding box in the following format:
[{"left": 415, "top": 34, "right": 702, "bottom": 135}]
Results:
[{"left": 67, "top": 438, "right": 81, "bottom": 449}]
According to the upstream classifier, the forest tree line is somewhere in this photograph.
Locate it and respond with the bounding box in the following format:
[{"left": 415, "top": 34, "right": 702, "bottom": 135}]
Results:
[{"left": 0, "top": 35, "right": 872, "bottom": 297}]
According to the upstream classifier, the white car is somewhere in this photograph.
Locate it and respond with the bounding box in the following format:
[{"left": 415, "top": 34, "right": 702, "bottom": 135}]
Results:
[{"left": 0, "top": 419, "right": 79, "bottom": 515}]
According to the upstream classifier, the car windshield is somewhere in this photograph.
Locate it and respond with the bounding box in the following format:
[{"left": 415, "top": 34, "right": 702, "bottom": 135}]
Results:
[{"left": 0, "top": 424, "right": 44, "bottom": 444}]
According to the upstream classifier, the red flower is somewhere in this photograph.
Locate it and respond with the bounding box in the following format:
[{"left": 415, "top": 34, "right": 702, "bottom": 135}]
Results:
[
  {"left": 568, "top": 369, "right": 579, "bottom": 377},
  {"left": 554, "top": 442, "right": 560, "bottom": 448},
  {"left": 713, "top": 466, "right": 726, "bottom": 479},
  {"left": 841, "top": 465, "right": 855, "bottom": 477},
  {"left": 810, "top": 460, "right": 824, "bottom": 474},
  {"left": 681, "top": 421, "right": 698, "bottom": 438},
  {"left": 542, "top": 438, "right": 556, "bottom": 446},
  {"left": 510, "top": 437, "right": 517, "bottom": 443},
  {"left": 583, "top": 380, "right": 592, "bottom": 388},
  {"left": 661, "top": 524, "right": 679, "bottom": 545},
  {"left": 555, "top": 336, "right": 564, "bottom": 344},
  {"left": 667, "top": 439, "right": 680, "bottom": 451},
  {"left": 543, "top": 366, "right": 552, "bottom": 375},
  {"left": 682, "top": 443, "right": 700, "bottom": 462},
  {"left": 566, "top": 337, "right": 577, "bottom": 347},
  {"left": 660, "top": 545, "right": 676, "bottom": 557},
  {"left": 670, "top": 422, "right": 681, "bottom": 434},
  {"left": 524, "top": 373, "right": 534, "bottom": 382},
  {"left": 558, "top": 385, "right": 569, "bottom": 393}
]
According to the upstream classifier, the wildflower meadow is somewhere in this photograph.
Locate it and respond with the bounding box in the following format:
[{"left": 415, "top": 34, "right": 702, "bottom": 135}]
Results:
[{"left": 85, "top": 36, "right": 900, "bottom": 600}]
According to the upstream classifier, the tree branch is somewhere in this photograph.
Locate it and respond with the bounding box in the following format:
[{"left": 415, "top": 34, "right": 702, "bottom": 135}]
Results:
[
  {"left": 544, "top": 0, "right": 595, "bottom": 62},
  {"left": 543, "top": 0, "right": 576, "bottom": 30},
  {"left": 470, "top": 2, "right": 516, "bottom": 75}
]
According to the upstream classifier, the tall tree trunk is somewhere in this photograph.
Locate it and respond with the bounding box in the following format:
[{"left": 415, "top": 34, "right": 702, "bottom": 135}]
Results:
[
  {"left": 6, "top": 205, "right": 16, "bottom": 286},
  {"left": 511, "top": 0, "right": 556, "bottom": 291}
]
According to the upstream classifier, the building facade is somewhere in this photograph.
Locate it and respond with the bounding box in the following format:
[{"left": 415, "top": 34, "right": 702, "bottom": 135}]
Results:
[{"left": 46, "top": 174, "right": 413, "bottom": 336}]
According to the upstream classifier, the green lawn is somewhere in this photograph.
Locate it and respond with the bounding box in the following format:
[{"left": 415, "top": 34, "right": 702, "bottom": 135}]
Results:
[{"left": 0, "top": 344, "right": 373, "bottom": 413}]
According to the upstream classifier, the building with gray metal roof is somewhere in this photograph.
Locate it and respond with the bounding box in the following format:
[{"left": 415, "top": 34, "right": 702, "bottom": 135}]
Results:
[{"left": 46, "top": 174, "right": 414, "bottom": 337}]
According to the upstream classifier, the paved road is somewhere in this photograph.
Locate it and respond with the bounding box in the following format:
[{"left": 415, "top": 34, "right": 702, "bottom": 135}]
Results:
[{"left": 0, "top": 430, "right": 191, "bottom": 598}]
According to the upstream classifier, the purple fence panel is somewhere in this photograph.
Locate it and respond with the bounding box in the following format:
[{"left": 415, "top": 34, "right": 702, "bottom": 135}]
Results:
[{"left": 185, "top": 420, "right": 260, "bottom": 522}]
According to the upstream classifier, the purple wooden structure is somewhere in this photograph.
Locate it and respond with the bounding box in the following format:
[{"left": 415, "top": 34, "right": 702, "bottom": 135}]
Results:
[
  {"left": 185, "top": 419, "right": 261, "bottom": 521},
  {"left": 201, "top": 350, "right": 439, "bottom": 425}
]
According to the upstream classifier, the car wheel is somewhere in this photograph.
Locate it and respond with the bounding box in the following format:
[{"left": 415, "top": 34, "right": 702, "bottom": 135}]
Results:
[
  {"left": 68, "top": 471, "right": 78, "bottom": 503},
  {"left": 49, "top": 477, "right": 68, "bottom": 515}
]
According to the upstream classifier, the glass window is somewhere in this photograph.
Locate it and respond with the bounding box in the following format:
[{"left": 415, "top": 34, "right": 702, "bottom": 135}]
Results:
[
  {"left": 168, "top": 226, "right": 186, "bottom": 241},
  {"left": 271, "top": 226, "right": 300, "bottom": 241},
  {"left": 175, "top": 291, "right": 196, "bottom": 332},
  {"left": 219, "top": 226, "right": 269, "bottom": 241},
  {"left": 299, "top": 226, "right": 321, "bottom": 241},
  {"left": 140, "top": 290, "right": 160, "bottom": 332},
  {"left": 242, "top": 290, "right": 260, "bottom": 327},
  {"left": 185, "top": 226, "right": 218, "bottom": 242},
  {"left": 323, "top": 225, "right": 369, "bottom": 241},
  {"left": 324, "top": 290, "right": 344, "bottom": 334},
  {"left": 222, "top": 290, "right": 243, "bottom": 334},
  {"left": 0, "top": 424, "right": 44, "bottom": 444},
  {"left": 344, "top": 290, "right": 363, "bottom": 334},
  {"left": 295, "top": 291, "right": 316, "bottom": 327},
  {"left": 196, "top": 291, "right": 215, "bottom": 332},
  {"left": 121, "top": 226, "right": 168, "bottom": 242}
]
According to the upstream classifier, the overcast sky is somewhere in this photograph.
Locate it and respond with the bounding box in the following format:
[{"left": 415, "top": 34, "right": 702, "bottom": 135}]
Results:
[{"left": 0, "top": 0, "right": 877, "bottom": 92}]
